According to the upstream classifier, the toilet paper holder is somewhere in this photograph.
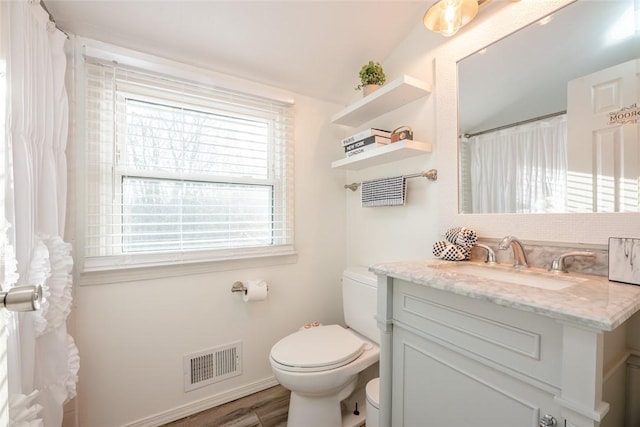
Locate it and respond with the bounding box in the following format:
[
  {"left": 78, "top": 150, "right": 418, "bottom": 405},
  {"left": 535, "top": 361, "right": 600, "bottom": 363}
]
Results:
[
  {"left": 231, "top": 280, "right": 270, "bottom": 294},
  {"left": 231, "top": 281, "right": 247, "bottom": 294}
]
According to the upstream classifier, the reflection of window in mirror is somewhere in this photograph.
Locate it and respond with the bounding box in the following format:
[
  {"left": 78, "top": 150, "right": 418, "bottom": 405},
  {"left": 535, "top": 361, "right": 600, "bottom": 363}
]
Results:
[{"left": 457, "top": 0, "right": 640, "bottom": 214}]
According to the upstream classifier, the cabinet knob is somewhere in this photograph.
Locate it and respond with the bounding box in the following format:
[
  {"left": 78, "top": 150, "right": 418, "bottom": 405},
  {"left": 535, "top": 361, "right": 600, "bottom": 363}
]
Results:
[{"left": 539, "top": 414, "right": 557, "bottom": 427}]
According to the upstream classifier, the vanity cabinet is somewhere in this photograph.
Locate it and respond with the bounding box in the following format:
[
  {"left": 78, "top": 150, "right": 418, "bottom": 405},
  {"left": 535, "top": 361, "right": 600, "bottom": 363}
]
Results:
[
  {"left": 391, "top": 280, "right": 562, "bottom": 427},
  {"left": 372, "top": 259, "right": 640, "bottom": 427}
]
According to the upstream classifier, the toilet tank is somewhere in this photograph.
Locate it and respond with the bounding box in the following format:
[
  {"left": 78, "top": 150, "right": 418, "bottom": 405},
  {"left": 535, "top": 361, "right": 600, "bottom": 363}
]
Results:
[{"left": 342, "top": 267, "right": 379, "bottom": 344}]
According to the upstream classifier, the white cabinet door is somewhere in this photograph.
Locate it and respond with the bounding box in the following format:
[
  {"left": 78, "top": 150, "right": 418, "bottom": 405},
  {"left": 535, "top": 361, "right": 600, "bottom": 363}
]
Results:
[
  {"left": 392, "top": 327, "right": 561, "bottom": 427},
  {"left": 566, "top": 58, "right": 640, "bottom": 212}
]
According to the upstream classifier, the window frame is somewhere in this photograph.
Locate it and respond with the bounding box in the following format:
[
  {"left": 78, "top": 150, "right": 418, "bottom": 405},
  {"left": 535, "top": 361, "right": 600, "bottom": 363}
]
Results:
[{"left": 78, "top": 49, "right": 295, "bottom": 277}]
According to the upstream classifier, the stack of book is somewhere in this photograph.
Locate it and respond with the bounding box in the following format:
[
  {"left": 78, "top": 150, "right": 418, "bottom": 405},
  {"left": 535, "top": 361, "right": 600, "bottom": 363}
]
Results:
[{"left": 342, "top": 128, "right": 391, "bottom": 157}]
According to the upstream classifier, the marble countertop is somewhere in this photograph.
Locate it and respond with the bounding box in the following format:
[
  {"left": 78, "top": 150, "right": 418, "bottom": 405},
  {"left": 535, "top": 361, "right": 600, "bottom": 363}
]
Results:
[{"left": 370, "top": 259, "right": 640, "bottom": 331}]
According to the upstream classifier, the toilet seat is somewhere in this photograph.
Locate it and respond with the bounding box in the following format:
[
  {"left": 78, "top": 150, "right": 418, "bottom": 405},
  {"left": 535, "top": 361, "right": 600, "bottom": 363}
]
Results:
[{"left": 270, "top": 325, "right": 365, "bottom": 372}]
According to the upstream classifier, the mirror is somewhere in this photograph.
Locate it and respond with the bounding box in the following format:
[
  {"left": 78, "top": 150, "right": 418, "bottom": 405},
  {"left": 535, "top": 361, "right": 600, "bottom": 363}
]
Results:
[{"left": 457, "top": 0, "right": 639, "bottom": 214}]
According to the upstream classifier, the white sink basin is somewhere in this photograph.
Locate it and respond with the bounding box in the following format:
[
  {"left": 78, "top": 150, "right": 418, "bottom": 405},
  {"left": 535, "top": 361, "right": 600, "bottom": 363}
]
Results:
[{"left": 437, "top": 263, "right": 585, "bottom": 290}]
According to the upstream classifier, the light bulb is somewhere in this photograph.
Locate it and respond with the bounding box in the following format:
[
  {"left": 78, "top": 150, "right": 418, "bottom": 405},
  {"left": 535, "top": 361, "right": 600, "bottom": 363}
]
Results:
[
  {"left": 423, "top": 0, "right": 479, "bottom": 37},
  {"left": 441, "top": 0, "right": 463, "bottom": 37}
]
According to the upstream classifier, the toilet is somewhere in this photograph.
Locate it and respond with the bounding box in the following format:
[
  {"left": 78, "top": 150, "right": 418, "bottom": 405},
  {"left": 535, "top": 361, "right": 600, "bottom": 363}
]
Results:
[{"left": 269, "top": 267, "right": 380, "bottom": 427}]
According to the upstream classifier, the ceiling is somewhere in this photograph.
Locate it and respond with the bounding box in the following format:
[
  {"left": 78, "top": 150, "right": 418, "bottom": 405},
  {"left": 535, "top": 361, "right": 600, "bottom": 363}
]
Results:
[{"left": 46, "top": 0, "right": 440, "bottom": 105}]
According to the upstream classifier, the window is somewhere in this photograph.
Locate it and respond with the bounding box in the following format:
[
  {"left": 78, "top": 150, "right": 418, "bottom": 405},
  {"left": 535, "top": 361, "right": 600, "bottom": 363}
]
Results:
[{"left": 83, "top": 59, "right": 294, "bottom": 271}]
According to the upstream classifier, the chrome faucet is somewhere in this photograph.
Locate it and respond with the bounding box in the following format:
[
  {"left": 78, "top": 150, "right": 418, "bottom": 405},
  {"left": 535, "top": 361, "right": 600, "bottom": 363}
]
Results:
[
  {"left": 498, "top": 235, "right": 528, "bottom": 268},
  {"left": 475, "top": 244, "right": 497, "bottom": 264},
  {"left": 549, "top": 251, "right": 595, "bottom": 273}
]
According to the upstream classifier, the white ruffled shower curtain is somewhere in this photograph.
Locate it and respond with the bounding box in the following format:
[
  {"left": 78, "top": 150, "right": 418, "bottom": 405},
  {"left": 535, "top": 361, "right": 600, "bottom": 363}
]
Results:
[
  {"left": 464, "top": 114, "right": 568, "bottom": 214},
  {"left": 4, "top": 0, "right": 79, "bottom": 425}
]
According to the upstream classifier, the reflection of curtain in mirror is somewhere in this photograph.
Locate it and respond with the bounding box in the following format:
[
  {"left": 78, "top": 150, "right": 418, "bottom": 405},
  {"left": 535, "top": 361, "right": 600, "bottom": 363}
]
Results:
[{"left": 465, "top": 115, "right": 567, "bottom": 214}]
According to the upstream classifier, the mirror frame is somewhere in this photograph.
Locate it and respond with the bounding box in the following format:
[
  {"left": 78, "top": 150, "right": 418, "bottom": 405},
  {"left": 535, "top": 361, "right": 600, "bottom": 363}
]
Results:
[{"left": 436, "top": 0, "right": 640, "bottom": 245}]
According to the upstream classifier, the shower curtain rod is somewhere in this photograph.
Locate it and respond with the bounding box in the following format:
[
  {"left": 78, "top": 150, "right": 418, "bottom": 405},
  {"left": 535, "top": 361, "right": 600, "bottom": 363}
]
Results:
[
  {"left": 39, "top": 0, "right": 69, "bottom": 39},
  {"left": 462, "top": 110, "right": 566, "bottom": 139}
]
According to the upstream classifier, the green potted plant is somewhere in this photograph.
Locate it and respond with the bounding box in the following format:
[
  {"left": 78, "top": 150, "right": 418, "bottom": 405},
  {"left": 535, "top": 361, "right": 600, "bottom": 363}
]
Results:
[{"left": 355, "top": 60, "right": 386, "bottom": 96}]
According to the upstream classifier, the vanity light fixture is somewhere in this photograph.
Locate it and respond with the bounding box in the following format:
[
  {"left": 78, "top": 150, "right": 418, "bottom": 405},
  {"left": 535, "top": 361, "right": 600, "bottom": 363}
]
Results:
[{"left": 423, "top": 0, "right": 479, "bottom": 37}]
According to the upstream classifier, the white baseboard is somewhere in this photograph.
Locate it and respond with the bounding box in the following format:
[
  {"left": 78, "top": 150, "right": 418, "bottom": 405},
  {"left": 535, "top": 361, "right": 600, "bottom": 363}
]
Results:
[{"left": 123, "top": 376, "right": 280, "bottom": 427}]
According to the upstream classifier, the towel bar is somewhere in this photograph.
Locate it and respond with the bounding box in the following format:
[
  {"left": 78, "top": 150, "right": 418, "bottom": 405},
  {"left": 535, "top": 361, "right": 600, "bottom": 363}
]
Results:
[{"left": 343, "top": 169, "right": 437, "bottom": 192}]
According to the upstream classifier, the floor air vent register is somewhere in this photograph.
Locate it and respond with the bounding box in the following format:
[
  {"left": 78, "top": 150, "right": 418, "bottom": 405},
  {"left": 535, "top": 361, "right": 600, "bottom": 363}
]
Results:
[{"left": 184, "top": 341, "right": 242, "bottom": 392}]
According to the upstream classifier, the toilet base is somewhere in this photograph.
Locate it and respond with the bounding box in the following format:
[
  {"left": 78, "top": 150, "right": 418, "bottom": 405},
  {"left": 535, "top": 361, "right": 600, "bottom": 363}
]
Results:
[
  {"left": 284, "top": 364, "right": 377, "bottom": 427},
  {"left": 340, "top": 388, "right": 366, "bottom": 427},
  {"left": 340, "top": 363, "right": 377, "bottom": 427},
  {"left": 286, "top": 391, "right": 366, "bottom": 427},
  {"left": 286, "top": 376, "right": 357, "bottom": 427},
  {"left": 341, "top": 408, "right": 366, "bottom": 427}
]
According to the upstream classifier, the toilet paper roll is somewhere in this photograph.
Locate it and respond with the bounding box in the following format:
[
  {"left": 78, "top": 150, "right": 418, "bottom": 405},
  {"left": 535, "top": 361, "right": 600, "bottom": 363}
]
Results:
[{"left": 242, "top": 280, "right": 269, "bottom": 302}]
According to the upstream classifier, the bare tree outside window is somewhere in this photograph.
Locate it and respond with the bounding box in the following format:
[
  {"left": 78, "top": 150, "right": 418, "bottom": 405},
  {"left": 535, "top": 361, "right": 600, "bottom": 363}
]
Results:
[
  {"left": 83, "top": 59, "right": 293, "bottom": 268},
  {"left": 120, "top": 99, "right": 273, "bottom": 252}
]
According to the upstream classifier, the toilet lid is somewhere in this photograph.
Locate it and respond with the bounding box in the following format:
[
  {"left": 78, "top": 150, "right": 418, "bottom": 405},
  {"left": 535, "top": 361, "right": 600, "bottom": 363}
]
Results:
[{"left": 270, "top": 325, "right": 365, "bottom": 372}]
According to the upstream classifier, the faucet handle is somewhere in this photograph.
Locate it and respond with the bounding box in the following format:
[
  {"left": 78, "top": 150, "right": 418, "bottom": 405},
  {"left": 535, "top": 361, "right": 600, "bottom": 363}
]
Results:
[
  {"left": 475, "top": 244, "right": 496, "bottom": 264},
  {"left": 549, "top": 251, "right": 595, "bottom": 273}
]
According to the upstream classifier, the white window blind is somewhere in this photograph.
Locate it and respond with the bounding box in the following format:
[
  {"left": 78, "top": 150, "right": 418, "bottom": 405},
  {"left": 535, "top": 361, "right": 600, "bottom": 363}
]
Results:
[{"left": 83, "top": 58, "right": 294, "bottom": 270}]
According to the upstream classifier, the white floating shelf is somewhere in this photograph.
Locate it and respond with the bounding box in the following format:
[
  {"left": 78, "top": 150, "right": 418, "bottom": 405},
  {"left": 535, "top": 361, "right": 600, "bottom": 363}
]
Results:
[
  {"left": 331, "top": 75, "right": 432, "bottom": 127},
  {"left": 331, "top": 140, "right": 432, "bottom": 170}
]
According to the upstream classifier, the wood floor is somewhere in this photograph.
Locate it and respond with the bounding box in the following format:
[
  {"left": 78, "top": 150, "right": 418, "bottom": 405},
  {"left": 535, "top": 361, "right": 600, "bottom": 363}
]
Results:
[{"left": 162, "top": 385, "right": 290, "bottom": 427}]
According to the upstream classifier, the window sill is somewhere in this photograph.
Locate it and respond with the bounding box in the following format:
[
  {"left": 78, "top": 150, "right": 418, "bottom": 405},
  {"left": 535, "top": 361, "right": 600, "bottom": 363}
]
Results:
[{"left": 78, "top": 250, "right": 298, "bottom": 286}]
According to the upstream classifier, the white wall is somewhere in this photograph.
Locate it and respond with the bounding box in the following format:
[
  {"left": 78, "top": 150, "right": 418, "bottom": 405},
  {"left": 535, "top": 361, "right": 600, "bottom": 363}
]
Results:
[
  {"left": 345, "top": 133, "right": 440, "bottom": 267},
  {"left": 343, "top": 18, "right": 443, "bottom": 267},
  {"left": 342, "top": 4, "right": 516, "bottom": 268},
  {"left": 70, "top": 86, "right": 348, "bottom": 425}
]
